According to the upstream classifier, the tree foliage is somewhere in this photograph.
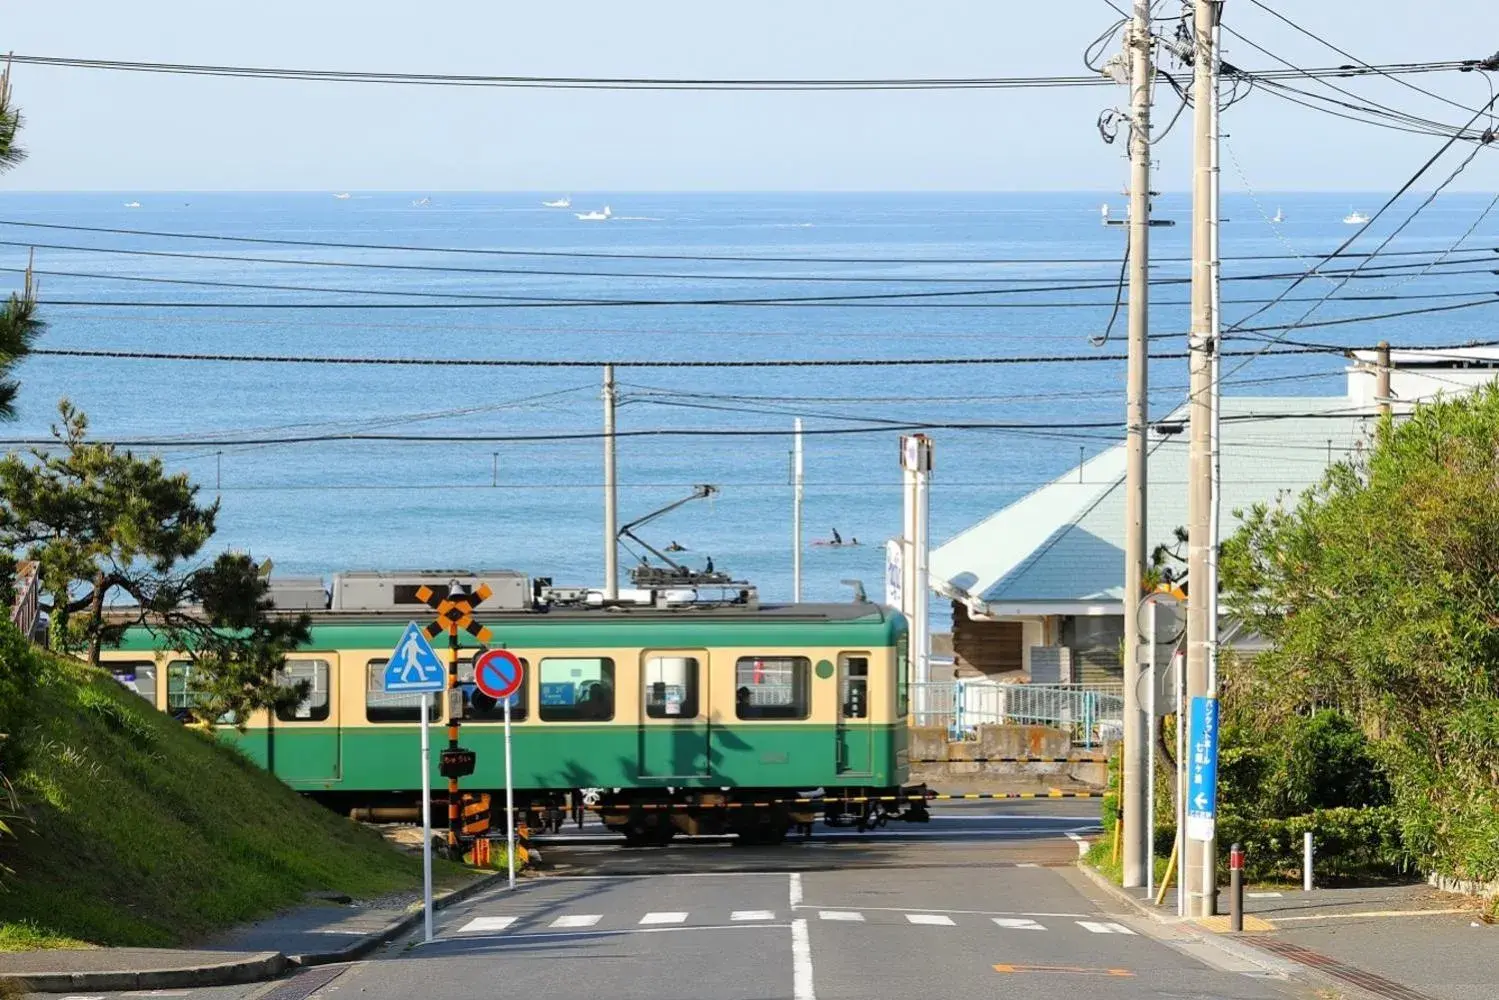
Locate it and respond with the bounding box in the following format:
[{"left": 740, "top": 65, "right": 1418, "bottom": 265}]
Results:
[
  {"left": 0, "top": 401, "right": 216, "bottom": 664},
  {"left": 1221, "top": 384, "right": 1499, "bottom": 881},
  {"left": 0, "top": 64, "right": 39, "bottom": 423}
]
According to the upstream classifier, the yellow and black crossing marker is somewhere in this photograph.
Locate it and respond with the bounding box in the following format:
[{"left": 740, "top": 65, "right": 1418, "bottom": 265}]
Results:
[
  {"left": 417, "top": 582, "right": 493, "bottom": 854},
  {"left": 462, "top": 793, "right": 492, "bottom": 836}
]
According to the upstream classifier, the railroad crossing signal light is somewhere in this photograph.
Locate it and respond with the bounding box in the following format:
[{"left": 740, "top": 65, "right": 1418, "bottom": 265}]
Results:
[{"left": 415, "top": 583, "right": 493, "bottom": 643}]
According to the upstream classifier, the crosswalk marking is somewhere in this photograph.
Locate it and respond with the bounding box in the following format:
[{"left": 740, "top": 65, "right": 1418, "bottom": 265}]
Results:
[
  {"left": 905, "top": 914, "right": 956, "bottom": 926},
  {"left": 818, "top": 910, "right": 865, "bottom": 922},
  {"left": 458, "top": 916, "right": 518, "bottom": 933},
  {"left": 550, "top": 914, "right": 603, "bottom": 928},
  {"left": 1076, "top": 920, "right": 1135, "bottom": 935},
  {"left": 992, "top": 917, "right": 1046, "bottom": 931},
  {"left": 639, "top": 912, "right": 688, "bottom": 925},
  {"left": 732, "top": 910, "right": 776, "bottom": 921}
]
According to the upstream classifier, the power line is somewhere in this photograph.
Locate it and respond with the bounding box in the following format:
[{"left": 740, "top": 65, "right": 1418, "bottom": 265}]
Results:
[
  {"left": 5, "top": 51, "right": 1475, "bottom": 91},
  {"left": 5, "top": 219, "right": 1496, "bottom": 268}
]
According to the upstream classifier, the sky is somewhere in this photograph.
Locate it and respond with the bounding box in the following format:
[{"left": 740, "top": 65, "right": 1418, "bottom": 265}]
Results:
[{"left": 4, "top": 0, "right": 1499, "bottom": 191}]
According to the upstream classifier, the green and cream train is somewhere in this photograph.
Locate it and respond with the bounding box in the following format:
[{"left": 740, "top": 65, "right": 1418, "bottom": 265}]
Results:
[{"left": 99, "top": 570, "right": 925, "bottom": 844}]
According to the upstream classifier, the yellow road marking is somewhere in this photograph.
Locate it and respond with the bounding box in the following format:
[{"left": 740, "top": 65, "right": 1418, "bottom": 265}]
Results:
[
  {"left": 1197, "top": 915, "right": 1277, "bottom": 932},
  {"left": 993, "top": 964, "right": 1133, "bottom": 977},
  {"left": 1270, "top": 907, "right": 1472, "bottom": 923}
]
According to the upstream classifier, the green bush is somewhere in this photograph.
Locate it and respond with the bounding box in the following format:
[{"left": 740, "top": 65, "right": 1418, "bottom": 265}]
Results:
[{"left": 1219, "top": 806, "right": 1408, "bottom": 882}]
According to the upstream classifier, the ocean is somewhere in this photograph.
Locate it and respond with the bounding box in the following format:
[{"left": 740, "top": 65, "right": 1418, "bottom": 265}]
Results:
[{"left": 4, "top": 190, "right": 1496, "bottom": 616}]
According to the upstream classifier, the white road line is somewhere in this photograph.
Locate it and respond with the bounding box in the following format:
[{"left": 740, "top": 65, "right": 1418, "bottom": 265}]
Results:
[
  {"left": 458, "top": 916, "right": 517, "bottom": 933},
  {"left": 1064, "top": 830, "right": 1089, "bottom": 857},
  {"left": 905, "top": 913, "right": 956, "bottom": 926},
  {"left": 1016, "top": 863, "right": 1042, "bottom": 868},
  {"left": 550, "top": 914, "right": 603, "bottom": 928},
  {"left": 791, "top": 918, "right": 816, "bottom": 1000},
  {"left": 1246, "top": 891, "right": 1284, "bottom": 899},
  {"left": 639, "top": 911, "right": 688, "bottom": 925},
  {"left": 446, "top": 923, "right": 787, "bottom": 944},
  {"left": 801, "top": 904, "right": 1090, "bottom": 918},
  {"left": 817, "top": 910, "right": 865, "bottom": 922},
  {"left": 732, "top": 910, "right": 776, "bottom": 921},
  {"left": 1077, "top": 920, "right": 1135, "bottom": 935},
  {"left": 992, "top": 917, "right": 1046, "bottom": 931},
  {"left": 789, "top": 871, "right": 803, "bottom": 908}
]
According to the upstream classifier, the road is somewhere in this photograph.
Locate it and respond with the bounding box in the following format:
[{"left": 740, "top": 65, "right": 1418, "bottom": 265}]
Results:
[{"left": 45, "top": 801, "right": 1322, "bottom": 1000}]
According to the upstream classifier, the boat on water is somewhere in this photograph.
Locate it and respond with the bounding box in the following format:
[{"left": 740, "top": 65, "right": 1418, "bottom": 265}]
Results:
[
  {"left": 1272, "top": 207, "right": 1284, "bottom": 223},
  {"left": 576, "top": 205, "right": 612, "bottom": 221},
  {"left": 1343, "top": 209, "right": 1369, "bottom": 224},
  {"left": 333, "top": 192, "right": 351, "bottom": 200},
  {"left": 542, "top": 196, "right": 571, "bottom": 208},
  {"left": 123, "top": 201, "right": 141, "bottom": 208}
]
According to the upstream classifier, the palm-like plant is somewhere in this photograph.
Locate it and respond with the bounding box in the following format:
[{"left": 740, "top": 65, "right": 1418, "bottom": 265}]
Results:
[{"left": 0, "top": 60, "right": 37, "bottom": 421}]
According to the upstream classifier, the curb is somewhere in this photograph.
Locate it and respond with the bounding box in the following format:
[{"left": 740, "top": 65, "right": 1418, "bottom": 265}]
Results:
[
  {"left": 4, "top": 871, "right": 507, "bottom": 994},
  {"left": 1074, "top": 861, "right": 1300, "bottom": 979},
  {"left": 290, "top": 870, "right": 507, "bottom": 968}
]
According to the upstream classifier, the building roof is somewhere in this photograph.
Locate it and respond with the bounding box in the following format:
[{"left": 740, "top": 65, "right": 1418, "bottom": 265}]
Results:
[{"left": 930, "top": 395, "right": 1378, "bottom": 614}]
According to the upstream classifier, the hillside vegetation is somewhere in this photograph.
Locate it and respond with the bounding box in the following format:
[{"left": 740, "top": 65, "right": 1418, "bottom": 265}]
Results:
[{"left": 0, "top": 629, "right": 424, "bottom": 949}]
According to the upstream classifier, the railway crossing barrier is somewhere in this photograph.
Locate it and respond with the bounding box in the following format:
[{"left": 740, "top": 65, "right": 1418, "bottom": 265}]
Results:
[
  {"left": 462, "top": 793, "right": 491, "bottom": 837},
  {"left": 910, "top": 756, "right": 1110, "bottom": 764},
  {"left": 517, "top": 789, "right": 1100, "bottom": 820}
]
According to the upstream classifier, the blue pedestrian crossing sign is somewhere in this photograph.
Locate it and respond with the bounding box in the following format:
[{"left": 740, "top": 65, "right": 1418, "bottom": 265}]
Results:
[{"left": 384, "top": 622, "right": 447, "bottom": 693}]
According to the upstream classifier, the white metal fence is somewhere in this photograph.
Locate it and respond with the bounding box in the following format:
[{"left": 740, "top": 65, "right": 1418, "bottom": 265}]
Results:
[{"left": 911, "top": 681, "right": 1124, "bottom": 746}]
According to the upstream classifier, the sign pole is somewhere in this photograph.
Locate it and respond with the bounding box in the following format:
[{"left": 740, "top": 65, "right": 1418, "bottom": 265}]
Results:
[
  {"left": 420, "top": 691, "right": 434, "bottom": 943},
  {"left": 1146, "top": 598, "right": 1157, "bottom": 900},
  {"left": 504, "top": 698, "right": 516, "bottom": 889}
]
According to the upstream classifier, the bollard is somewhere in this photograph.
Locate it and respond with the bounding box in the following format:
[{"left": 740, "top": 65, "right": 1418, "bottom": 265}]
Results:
[
  {"left": 1228, "top": 843, "right": 1244, "bottom": 932},
  {"left": 1303, "top": 831, "right": 1314, "bottom": 892}
]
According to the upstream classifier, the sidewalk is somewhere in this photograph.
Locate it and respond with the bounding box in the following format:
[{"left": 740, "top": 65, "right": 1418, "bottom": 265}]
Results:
[
  {"left": 0, "top": 871, "right": 503, "bottom": 993},
  {"left": 1082, "top": 864, "right": 1498, "bottom": 1000}
]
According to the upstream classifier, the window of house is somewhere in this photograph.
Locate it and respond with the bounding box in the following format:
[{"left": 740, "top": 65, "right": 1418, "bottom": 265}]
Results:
[
  {"left": 166, "top": 660, "right": 203, "bottom": 715},
  {"left": 110, "top": 661, "right": 158, "bottom": 706},
  {"left": 459, "top": 655, "right": 529, "bottom": 722},
  {"left": 734, "top": 656, "right": 810, "bottom": 720},
  {"left": 365, "top": 659, "right": 442, "bottom": 723},
  {"left": 275, "top": 659, "right": 331, "bottom": 722},
  {"left": 538, "top": 658, "right": 615, "bottom": 722},
  {"left": 644, "top": 655, "right": 700, "bottom": 719}
]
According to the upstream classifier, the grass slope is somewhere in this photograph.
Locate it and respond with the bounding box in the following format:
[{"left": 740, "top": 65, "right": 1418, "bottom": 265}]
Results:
[{"left": 0, "top": 650, "right": 425, "bottom": 949}]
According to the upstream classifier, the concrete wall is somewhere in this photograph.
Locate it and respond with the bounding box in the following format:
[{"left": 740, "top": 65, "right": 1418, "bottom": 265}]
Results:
[{"left": 907, "top": 723, "right": 1109, "bottom": 792}]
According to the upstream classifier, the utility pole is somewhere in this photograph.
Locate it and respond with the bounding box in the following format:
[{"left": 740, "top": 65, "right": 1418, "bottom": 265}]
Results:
[
  {"left": 1120, "top": 0, "right": 1154, "bottom": 892},
  {"left": 1376, "top": 340, "right": 1392, "bottom": 417},
  {"left": 1185, "top": 0, "right": 1222, "bottom": 917},
  {"left": 602, "top": 364, "right": 619, "bottom": 600},
  {"left": 792, "top": 418, "right": 804, "bottom": 602}
]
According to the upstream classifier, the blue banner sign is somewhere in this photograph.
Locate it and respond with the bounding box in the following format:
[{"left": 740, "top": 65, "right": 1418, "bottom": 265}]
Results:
[{"left": 1186, "top": 696, "right": 1219, "bottom": 842}]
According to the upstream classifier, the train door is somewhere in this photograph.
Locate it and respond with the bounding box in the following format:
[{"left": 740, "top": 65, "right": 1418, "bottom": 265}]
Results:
[
  {"left": 268, "top": 655, "right": 341, "bottom": 783},
  {"left": 639, "top": 650, "right": 711, "bottom": 780},
  {"left": 836, "top": 653, "right": 872, "bottom": 775}
]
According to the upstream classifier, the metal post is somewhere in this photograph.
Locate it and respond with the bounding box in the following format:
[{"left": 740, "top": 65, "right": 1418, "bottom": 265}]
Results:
[
  {"left": 1376, "top": 340, "right": 1392, "bottom": 417},
  {"left": 1304, "top": 831, "right": 1314, "bottom": 891},
  {"left": 1176, "top": 648, "right": 1186, "bottom": 917},
  {"left": 1229, "top": 842, "right": 1244, "bottom": 932},
  {"left": 503, "top": 698, "right": 516, "bottom": 889},
  {"left": 1185, "top": 0, "right": 1220, "bottom": 918},
  {"left": 420, "top": 691, "right": 434, "bottom": 943},
  {"left": 1121, "top": 0, "right": 1154, "bottom": 891},
  {"left": 792, "top": 418, "right": 804, "bottom": 602},
  {"left": 603, "top": 364, "right": 619, "bottom": 600},
  {"left": 446, "top": 621, "right": 460, "bottom": 855}
]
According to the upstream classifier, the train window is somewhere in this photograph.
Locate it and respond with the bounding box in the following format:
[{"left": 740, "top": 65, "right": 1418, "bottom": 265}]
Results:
[
  {"left": 644, "top": 656, "right": 700, "bottom": 719},
  {"left": 459, "top": 656, "right": 529, "bottom": 722},
  {"left": 839, "top": 654, "right": 869, "bottom": 720},
  {"left": 897, "top": 639, "right": 909, "bottom": 718},
  {"left": 538, "top": 658, "right": 615, "bottom": 722},
  {"left": 275, "top": 659, "right": 331, "bottom": 722},
  {"left": 735, "top": 657, "right": 810, "bottom": 720},
  {"left": 365, "top": 659, "right": 442, "bottom": 723},
  {"left": 110, "top": 661, "right": 157, "bottom": 706},
  {"left": 166, "top": 660, "right": 204, "bottom": 718}
]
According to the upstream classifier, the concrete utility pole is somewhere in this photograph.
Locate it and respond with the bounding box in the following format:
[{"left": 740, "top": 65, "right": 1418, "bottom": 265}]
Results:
[
  {"left": 1121, "top": 0, "right": 1154, "bottom": 892},
  {"left": 1185, "top": 0, "right": 1222, "bottom": 917},
  {"left": 603, "top": 364, "right": 619, "bottom": 600},
  {"left": 901, "top": 435, "right": 933, "bottom": 712},
  {"left": 792, "top": 418, "right": 804, "bottom": 602},
  {"left": 1376, "top": 340, "right": 1392, "bottom": 417}
]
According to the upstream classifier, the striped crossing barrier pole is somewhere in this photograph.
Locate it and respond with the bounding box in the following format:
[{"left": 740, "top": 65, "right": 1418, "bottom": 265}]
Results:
[{"left": 910, "top": 756, "right": 1110, "bottom": 764}]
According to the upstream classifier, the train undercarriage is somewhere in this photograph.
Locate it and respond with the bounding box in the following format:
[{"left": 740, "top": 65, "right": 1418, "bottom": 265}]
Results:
[{"left": 343, "top": 785, "right": 931, "bottom": 845}]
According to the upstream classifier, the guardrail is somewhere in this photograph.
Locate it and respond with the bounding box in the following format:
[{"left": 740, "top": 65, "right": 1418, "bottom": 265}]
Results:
[
  {"left": 10, "top": 560, "right": 39, "bottom": 638},
  {"left": 911, "top": 680, "right": 1124, "bottom": 746}
]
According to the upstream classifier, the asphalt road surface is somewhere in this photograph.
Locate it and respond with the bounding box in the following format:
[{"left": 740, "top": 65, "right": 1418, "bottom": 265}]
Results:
[{"left": 48, "top": 801, "right": 1326, "bottom": 1000}]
